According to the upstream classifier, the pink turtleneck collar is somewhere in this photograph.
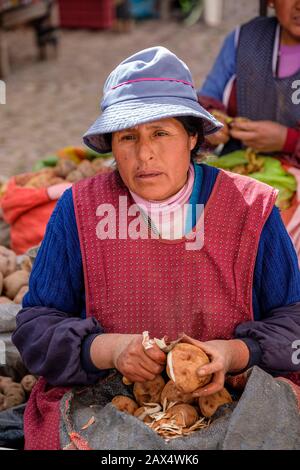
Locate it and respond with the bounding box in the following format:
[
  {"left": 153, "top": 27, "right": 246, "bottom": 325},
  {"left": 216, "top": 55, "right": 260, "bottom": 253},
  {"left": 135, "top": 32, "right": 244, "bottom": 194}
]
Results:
[
  {"left": 129, "top": 164, "right": 195, "bottom": 239},
  {"left": 130, "top": 164, "right": 195, "bottom": 212}
]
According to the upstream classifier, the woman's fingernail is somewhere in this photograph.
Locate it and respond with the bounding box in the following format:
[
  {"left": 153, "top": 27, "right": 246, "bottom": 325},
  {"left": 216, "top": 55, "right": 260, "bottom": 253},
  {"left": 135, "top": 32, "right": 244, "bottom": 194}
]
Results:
[{"left": 198, "top": 370, "right": 206, "bottom": 376}]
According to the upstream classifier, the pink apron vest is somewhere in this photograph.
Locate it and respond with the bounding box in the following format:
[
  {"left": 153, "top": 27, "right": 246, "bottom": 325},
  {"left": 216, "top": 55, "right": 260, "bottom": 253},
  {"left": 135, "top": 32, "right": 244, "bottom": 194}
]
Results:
[
  {"left": 73, "top": 168, "right": 276, "bottom": 340},
  {"left": 25, "top": 166, "right": 284, "bottom": 450}
]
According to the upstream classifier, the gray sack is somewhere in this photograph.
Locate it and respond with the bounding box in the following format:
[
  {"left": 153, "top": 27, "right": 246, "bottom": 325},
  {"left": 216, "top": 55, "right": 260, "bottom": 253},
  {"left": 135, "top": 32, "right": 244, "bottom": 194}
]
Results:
[{"left": 59, "top": 366, "right": 300, "bottom": 450}]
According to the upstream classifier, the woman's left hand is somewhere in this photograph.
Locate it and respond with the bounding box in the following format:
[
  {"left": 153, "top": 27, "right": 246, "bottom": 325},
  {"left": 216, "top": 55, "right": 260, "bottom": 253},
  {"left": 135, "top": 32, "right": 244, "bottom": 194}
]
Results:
[
  {"left": 230, "top": 119, "right": 287, "bottom": 153},
  {"left": 180, "top": 335, "right": 249, "bottom": 397}
]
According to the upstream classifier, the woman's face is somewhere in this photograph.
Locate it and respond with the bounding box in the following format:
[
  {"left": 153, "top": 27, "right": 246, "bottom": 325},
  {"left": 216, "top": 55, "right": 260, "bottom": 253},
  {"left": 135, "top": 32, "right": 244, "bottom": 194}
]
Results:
[
  {"left": 112, "top": 118, "right": 197, "bottom": 200},
  {"left": 270, "top": 0, "right": 300, "bottom": 44}
]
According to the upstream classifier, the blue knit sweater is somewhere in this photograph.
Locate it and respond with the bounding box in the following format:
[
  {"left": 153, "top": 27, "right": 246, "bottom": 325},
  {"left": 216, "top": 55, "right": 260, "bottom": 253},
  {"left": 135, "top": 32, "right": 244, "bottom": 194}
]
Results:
[{"left": 12, "top": 164, "right": 300, "bottom": 386}]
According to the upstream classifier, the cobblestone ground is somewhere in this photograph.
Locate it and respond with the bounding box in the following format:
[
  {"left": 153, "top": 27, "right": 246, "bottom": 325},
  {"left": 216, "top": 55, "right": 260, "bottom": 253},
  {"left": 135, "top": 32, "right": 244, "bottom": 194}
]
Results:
[{"left": 0, "top": 0, "right": 259, "bottom": 177}]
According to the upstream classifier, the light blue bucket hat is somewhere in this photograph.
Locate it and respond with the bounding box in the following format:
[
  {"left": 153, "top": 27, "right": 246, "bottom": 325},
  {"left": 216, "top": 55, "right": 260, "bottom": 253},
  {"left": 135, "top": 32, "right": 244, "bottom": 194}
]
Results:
[{"left": 83, "top": 46, "right": 222, "bottom": 154}]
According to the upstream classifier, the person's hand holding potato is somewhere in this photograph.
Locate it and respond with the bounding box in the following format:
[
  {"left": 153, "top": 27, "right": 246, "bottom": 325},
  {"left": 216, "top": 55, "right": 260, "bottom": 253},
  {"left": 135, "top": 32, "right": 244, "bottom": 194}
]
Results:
[
  {"left": 90, "top": 333, "right": 166, "bottom": 383},
  {"left": 180, "top": 335, "right": 249, "bottom": 398},
  {"left": 205, "top": 110, "right": 230, "bottom": 146},
  {"left": 230, "top": 119, "right": 287, "bottom": 153}
]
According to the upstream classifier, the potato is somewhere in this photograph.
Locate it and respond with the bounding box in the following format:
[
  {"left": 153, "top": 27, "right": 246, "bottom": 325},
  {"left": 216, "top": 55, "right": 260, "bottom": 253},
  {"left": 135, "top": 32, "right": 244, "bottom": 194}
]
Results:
[
  {"left": 15, "top": 173, "right": 34, "bottom": 187},
  {"left": 0, "top": 380, "right": 25, "bottom": 410},
  {"left": 21, "top": 375, "right": 37, "bottom": 394},
  {"left": 0, "top": 271, "right": 3, "bottom": 295},
  {"left": 133, "top": 376, "right": 165, "bottom": 406},
  {"left": 77, "top": 160, "right": 96, "bottom": 178},
  {"left": 165, "top": 403, "right": 199, "bottom": 427},
  {"left": 111, "top": 395, "right": 138, "bottom": 415},
  {"left": 154, "top": 404, "right": 199, "bottom": 430},
  {"left": 166, "top": 344, "right": 211, "bottom": 394},
  {"left": 66, "top": 169, "right": 84, "bottom": 183},
  {"left": 0, "top": 393, "right": 5, "bottom": 410},
  {"left": 14, "top": 285, "right": 29, "bottom": 304},
  {"left": 54, "top": 160, "right": 77, "bottom": 178},
  {"left": 0, "top": 246, "right": 17, "bottom": 277},
  {"left": 0, "top": 376, "right": 13, "bottom": 390},
  {"left": 134, "top": 406, "right": 153, "bottom": 423},
  {"left": 24, "top": 169, "right": 56, "bottom": 188},
  {"left": 20, "top": 256, "right": 32, "bottom": 273},
  {"left": 91, "top": 158, "right": 105, "bottom": 173},
  {"left": 122, "top": 376, "right": 132, "bottom": 385},
  {"left": 198, "top": 387, "right": 232, "bottom": 418},
  {"left": 160, "top": 380, "right": 195, "bottom": 406},
  {"left": 0, "top": 296, "right": 13, "bottom": 304},
  {"left": 48, "top": 177, "right": 65, "bottom": 186},
  {"left": 3, "top": 270, "right": 30, "bottom": 299}
]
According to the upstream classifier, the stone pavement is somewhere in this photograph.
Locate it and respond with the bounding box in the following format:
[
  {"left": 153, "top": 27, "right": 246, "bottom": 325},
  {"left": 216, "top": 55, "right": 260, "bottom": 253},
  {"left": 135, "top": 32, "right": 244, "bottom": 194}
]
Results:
[{"left": 0, "top": 0, "right": 259, "bottom": 177}]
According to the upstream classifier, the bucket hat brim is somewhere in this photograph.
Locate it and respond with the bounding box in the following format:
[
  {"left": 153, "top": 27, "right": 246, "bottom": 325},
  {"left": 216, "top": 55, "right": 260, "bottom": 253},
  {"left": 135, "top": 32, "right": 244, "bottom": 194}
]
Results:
[{"left": 83, "top": 97, "right": 222, "bottom": 154}]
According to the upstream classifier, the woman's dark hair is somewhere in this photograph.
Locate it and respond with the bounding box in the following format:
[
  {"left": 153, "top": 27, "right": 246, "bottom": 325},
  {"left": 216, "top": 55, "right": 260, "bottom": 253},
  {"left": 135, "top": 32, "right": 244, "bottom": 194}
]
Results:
[
  {"left": 175, "top": 116, "right": 204, "bottom": 159},
  {"left": 102, "top": 115, "right": 204, "bottom": 158}
]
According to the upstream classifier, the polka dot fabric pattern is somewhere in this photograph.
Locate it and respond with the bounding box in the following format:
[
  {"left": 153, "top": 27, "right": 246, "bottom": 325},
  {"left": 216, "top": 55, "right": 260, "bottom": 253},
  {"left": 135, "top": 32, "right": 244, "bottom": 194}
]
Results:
[
  {"left": 73, "top": 168, "right": 277, "bottom": 342},
  {"left": 236, "top": 17, "right": 300, "bottom": 127}
]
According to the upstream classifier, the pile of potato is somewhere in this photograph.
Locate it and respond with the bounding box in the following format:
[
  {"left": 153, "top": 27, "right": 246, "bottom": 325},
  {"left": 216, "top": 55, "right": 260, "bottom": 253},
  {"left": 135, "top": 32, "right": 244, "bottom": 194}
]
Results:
[
  {"left": 111, "top": 344, "right": 233, "bottom": 441},
  {"left": 15, "top": 157, "right": 113, "bottom": 189},
  {"left": 0, "top": 375, "right": 37, "bottom": 411},
  {"left": 0, "top": 246, "right": 32, "bottom": 304}
]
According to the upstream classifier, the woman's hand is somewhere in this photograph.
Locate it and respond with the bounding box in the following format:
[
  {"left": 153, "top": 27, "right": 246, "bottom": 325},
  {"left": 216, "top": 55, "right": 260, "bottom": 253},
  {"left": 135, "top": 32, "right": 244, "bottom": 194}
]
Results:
[
  {"left": 230, "top": 119, "right": 287, "bottom": 152},
  {"left": 90, "top": 333, "right": 166, "bottom": 383},
  {"left": 205, "top": 126, "right": 230, "bottom": 146},
  {"left": 113, "top": 335, "right": 166, "bottom": 382},
  {"left": 180, "top": 335, "right": 249, "bottom": 397}
]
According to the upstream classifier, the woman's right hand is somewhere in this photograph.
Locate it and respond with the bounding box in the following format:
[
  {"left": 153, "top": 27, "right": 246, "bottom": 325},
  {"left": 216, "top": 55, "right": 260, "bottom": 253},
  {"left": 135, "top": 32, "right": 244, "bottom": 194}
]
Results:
[
  {"left": 205, "top": 111, "right": 230, "bottom": 146},
  {"left": 112, "top": 334, "right": 166, "bottom": 382}
]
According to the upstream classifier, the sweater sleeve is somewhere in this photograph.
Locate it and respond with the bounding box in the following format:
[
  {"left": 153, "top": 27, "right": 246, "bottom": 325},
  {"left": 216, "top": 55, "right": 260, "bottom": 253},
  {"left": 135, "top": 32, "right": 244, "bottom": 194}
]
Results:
[
  {"left": 198, "top": 29, "right": 237, "bottom": 102},
  {"left": 235, "top": 206, "right": 300, "bottom": 375},
  {"left": 281, "top": 128, "right": 300, "bottom": 168},
  {"left": 12, "top": 188, "right": 106, "bottom": 386}
]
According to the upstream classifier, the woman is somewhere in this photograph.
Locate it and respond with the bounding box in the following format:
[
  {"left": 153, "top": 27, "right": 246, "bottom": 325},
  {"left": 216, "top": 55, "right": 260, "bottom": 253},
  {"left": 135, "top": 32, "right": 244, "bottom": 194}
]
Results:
[
  {"left": 198, "top": 0, "right": 300, "bottom": 160},
  {"left": 198, "top": 0, "right": 300, "bottom": 259},
  {"left": 13, "top": 46, "right": 300, "bottom": 450}
]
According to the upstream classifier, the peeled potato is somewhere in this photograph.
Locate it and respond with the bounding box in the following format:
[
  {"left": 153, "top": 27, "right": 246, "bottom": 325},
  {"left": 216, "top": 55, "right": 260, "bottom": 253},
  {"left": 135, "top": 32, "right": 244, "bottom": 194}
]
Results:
[
  {"left": 3, "top": 270, "right": 30, "bottom": 299},
  {"left": 166, "top": 343, "right": 211, "bottom": 393},
  {"left": 111, "top": 395, "right": 138, "bottom": 415},
  {"left": 133, "top": 376, "right": 165, "bottom": 406},
  {"left": 160, "top": 380, "right": 195, "bottom": 406},
  {"left": 198, "top": 387, "right": 232, "bottom": 418}
]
